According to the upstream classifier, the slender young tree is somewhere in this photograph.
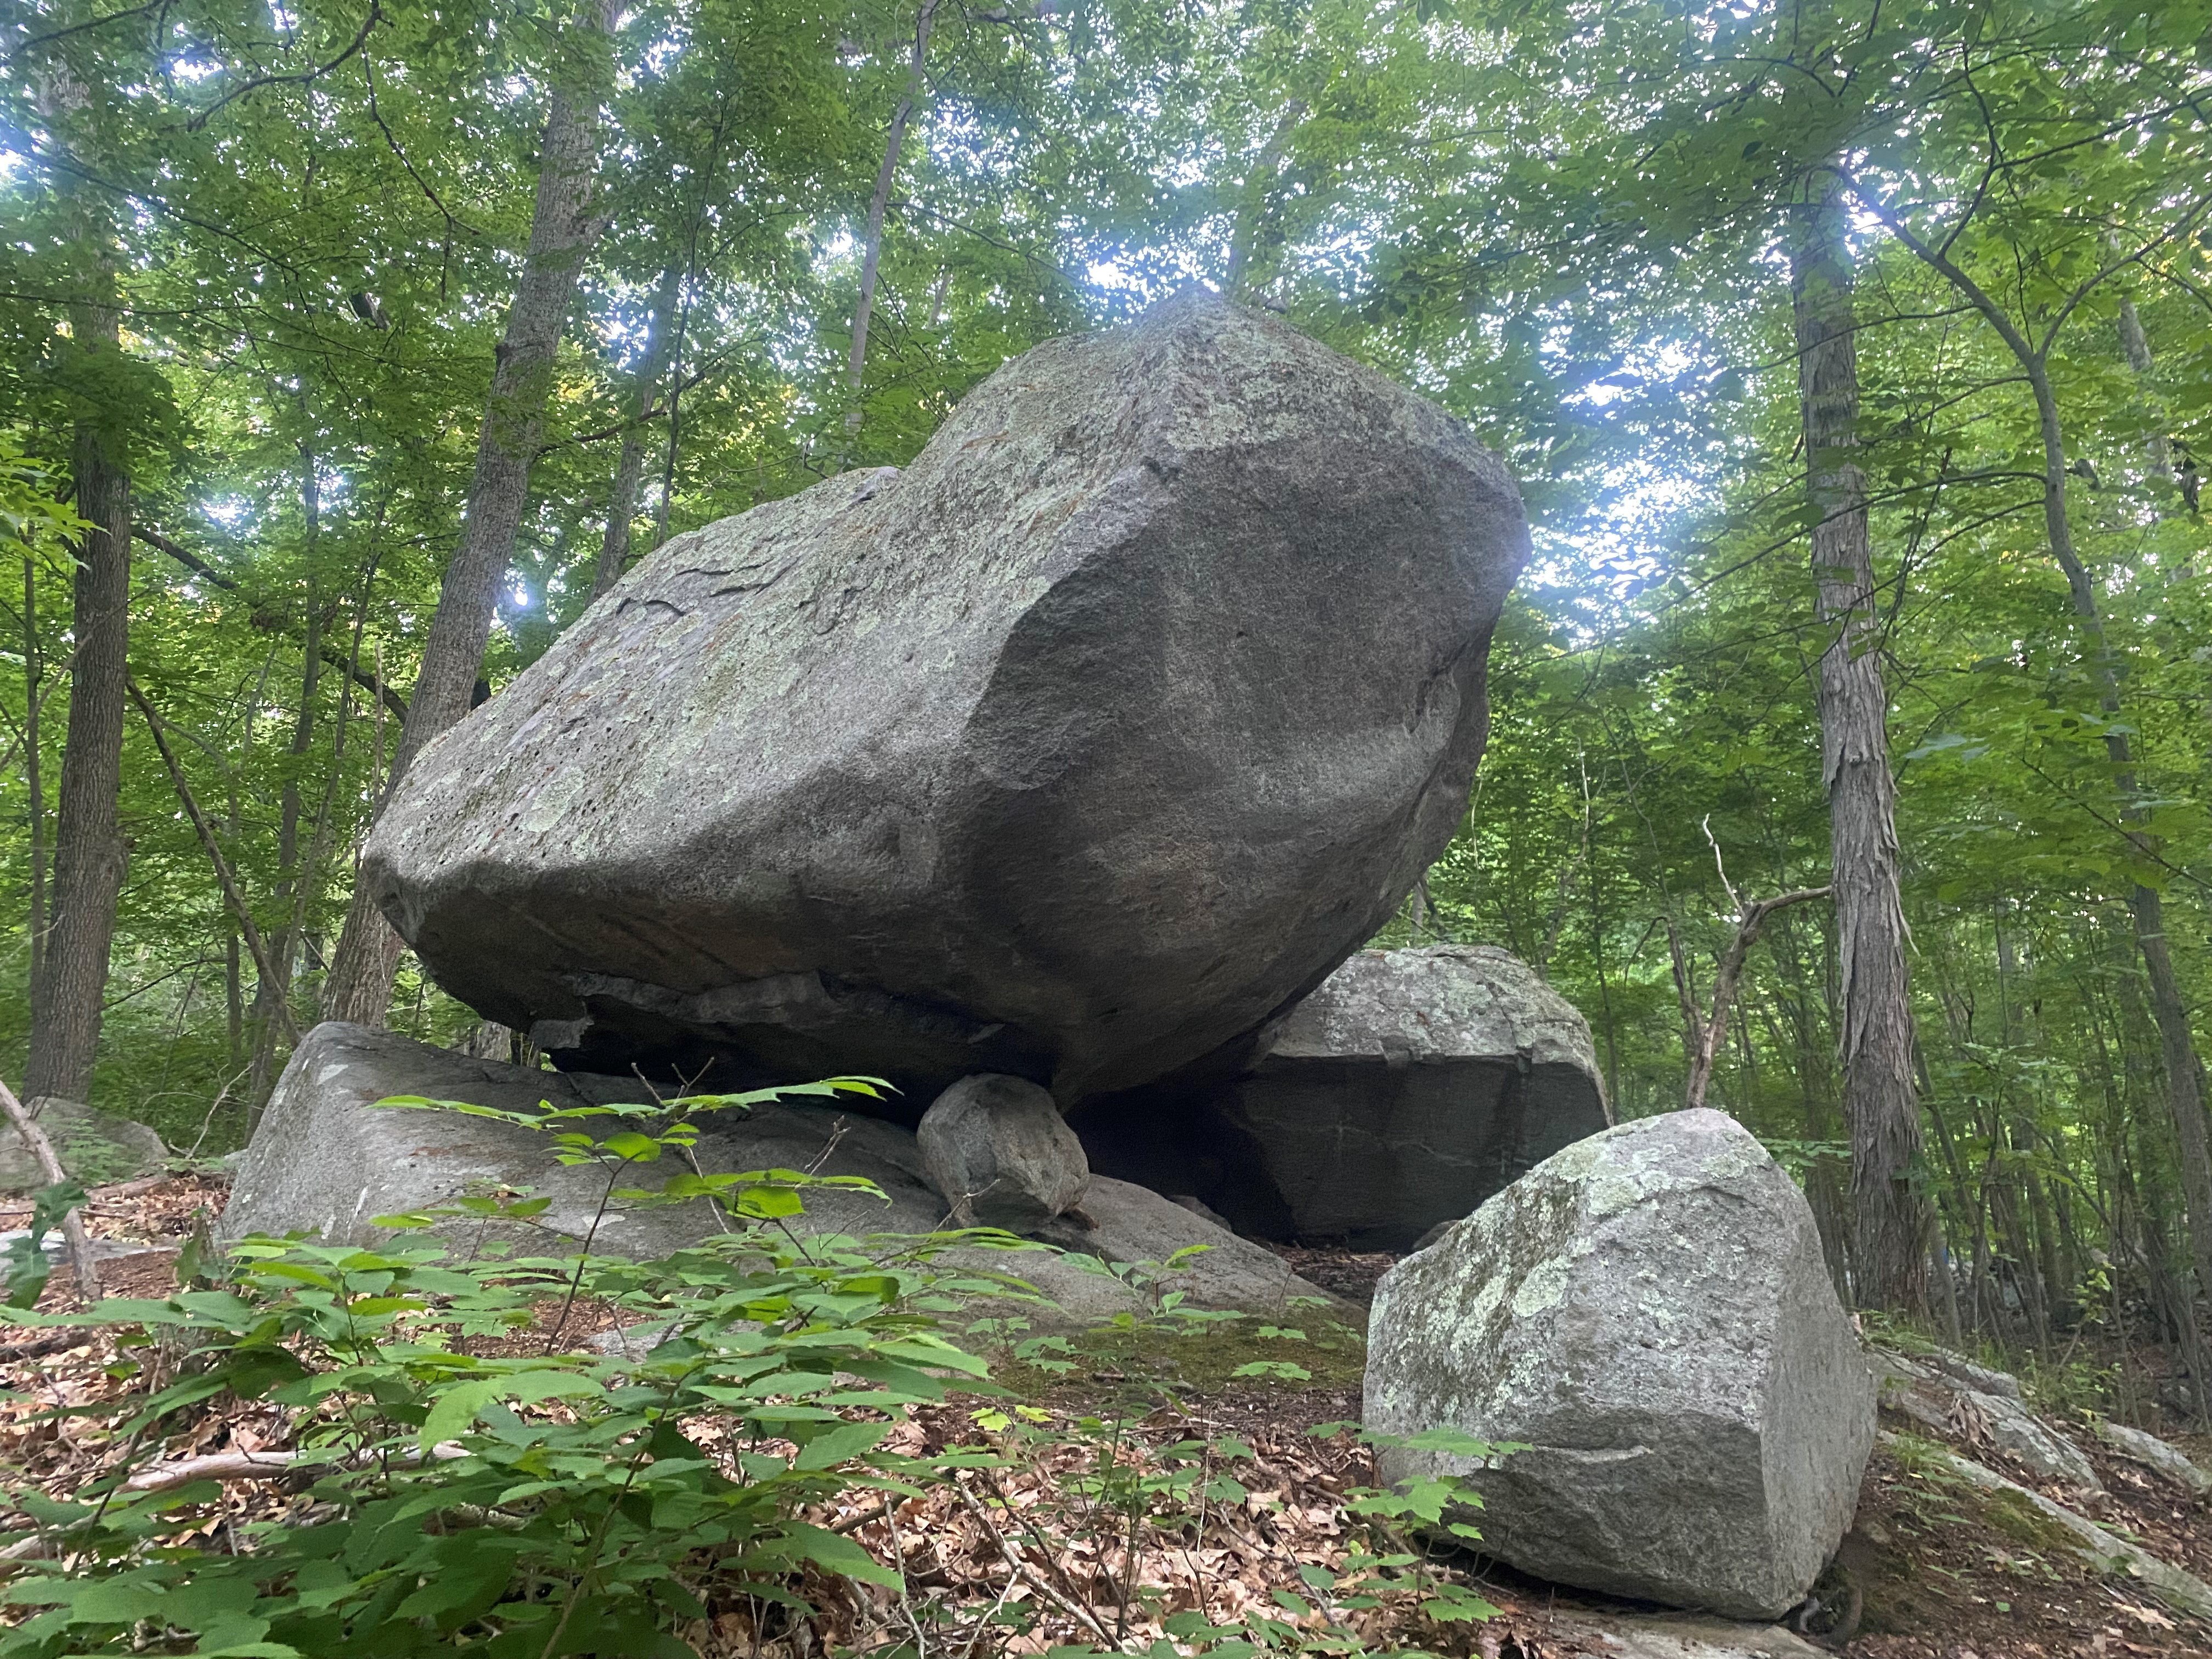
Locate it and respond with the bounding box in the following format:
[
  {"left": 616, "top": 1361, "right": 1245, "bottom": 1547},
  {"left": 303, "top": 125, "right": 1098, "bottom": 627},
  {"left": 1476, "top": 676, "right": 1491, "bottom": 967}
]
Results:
[{"left": 323, "top": 0, "right": 627, "bottom": 1025}]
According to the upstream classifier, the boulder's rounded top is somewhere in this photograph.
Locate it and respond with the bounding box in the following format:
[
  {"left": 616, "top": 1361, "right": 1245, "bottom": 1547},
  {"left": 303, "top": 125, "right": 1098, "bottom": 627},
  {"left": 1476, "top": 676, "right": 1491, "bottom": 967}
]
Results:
[{"left": 1263, "top": 944, "right": 1602, "bottom": 1077}]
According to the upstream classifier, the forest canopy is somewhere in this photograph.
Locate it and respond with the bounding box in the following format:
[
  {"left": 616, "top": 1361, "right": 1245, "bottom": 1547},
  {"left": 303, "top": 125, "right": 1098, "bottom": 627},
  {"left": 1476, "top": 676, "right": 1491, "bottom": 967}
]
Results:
[{"left": 0, "top": 0, "right": 2207, "bottom": 1352}]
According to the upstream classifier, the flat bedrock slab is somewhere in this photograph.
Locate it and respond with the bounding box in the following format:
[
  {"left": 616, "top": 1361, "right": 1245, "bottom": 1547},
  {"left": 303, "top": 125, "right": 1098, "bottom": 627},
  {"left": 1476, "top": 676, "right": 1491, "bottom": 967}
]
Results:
[
  {"left": 222, "top": 1023, "right": 1335, "bottom": 1324},
  {"left": 918, "top": 1074, "right": 1090, "bottom": 1228},
  {"left": 1363, "top": 1108, "right": 1874, "bottom": 1620},
  {"left": 1078, "top": 945, "right": 1611, "bottom": 1248},
  {"left": 361, "top": 291, "right": 1529, "bottom": 1109}
]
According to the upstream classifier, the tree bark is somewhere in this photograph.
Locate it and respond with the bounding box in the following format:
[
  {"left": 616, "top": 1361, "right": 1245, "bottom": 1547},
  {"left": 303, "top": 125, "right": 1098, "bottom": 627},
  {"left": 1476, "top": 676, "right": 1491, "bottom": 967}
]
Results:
[
  {"left": 1791, "top": 188, "right": 1933, "bottom": 1316},
  {"left": 323, "top": 0, "right": 622, "bottom": 1026},
  {"left": 840, "top": 0, "right": 940, "bottom": 458},
  {"left": 247, "top": 439, "right": 321, "bottom": 1101},
  {"left": 25, "top": 343, "right": 129, "bottom": 1105},
  {"left": 21, "top": 555, "right": 45, "bottom": 983},
  {"left": 592, "top": 264, "right": 682, "bottom": 600}
]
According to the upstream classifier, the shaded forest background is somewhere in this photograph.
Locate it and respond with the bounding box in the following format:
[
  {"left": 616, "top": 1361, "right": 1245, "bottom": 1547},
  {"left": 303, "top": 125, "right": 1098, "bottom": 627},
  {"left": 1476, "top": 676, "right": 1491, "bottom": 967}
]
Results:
[{"left": 0, "top": 0, "right": 2208, "bottom": 1376}]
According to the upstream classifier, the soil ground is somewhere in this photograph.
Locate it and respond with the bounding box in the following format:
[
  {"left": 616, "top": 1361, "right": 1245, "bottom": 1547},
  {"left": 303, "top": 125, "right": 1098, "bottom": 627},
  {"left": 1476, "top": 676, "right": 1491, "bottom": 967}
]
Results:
[{"left": 1, "top": 1183, "right": 2208, "bottom": 1656}]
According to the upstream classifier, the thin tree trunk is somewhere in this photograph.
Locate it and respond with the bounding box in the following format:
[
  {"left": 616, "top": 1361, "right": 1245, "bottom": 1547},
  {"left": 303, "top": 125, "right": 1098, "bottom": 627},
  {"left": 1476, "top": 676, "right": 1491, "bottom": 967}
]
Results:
[
  {"left": 1669, "top": 882, "right": 1832, "bottom": 1112},
  {"left": 593, "top": 264, "right": 682, "bottom": 600},
  {"left": 1225, "top": 100, "right": 1308, "bottom": 298},
  {"left": 1865, "top": 194, "right": 2212, "bottom": 1314},
  {"left": 248, "top": 443, "right": 321, "bottom": 1102},
  {"left": 840, "top": 0, "right": 940, "bottom": 458},
  {"left": 323, "top": 0, "right": 622, "bottom": 1027},
  {"left": 1792, "top": 187, "right": 1932, "bottom": 1316},
  {"left": 2117, "top": 298, "right": 2174, "bottom": 488}
]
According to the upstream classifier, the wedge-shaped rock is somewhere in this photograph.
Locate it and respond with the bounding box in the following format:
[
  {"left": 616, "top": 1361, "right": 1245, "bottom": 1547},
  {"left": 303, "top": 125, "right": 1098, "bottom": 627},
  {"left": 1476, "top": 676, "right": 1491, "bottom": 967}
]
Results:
[
  {"left": 1079, "top": 945, "right": 1611, "bottom": 1247},
  {"left": 1364, "top": 1108, "right": 1874, "bottom": 1620},
  {"left": 919, "top": 1074, "right": 1090, "bottom": 1228},
  {"left": 360, "top": 291, "right": 1529, "bottom": 1107}
]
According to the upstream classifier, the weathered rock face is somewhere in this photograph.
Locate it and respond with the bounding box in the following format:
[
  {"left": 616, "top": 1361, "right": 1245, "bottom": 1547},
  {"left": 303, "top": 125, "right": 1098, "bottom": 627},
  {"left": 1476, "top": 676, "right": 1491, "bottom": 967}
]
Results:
[
  {"left": 361, "top": 291, "right": 1529, "bottom": 1109},
  {"left": 1077, "top": 945, "right": 1611, "bottom": 1249},
  {"left": 0, "top": 1099, "right": 167, "bottom": 1193},
  {"left": 918, "top": 1074, "right": 1091, "bottom": 1228},
  {"left": 1363, "top": 1108, "right": 1874, "bottom": 1620},
  {"left": 223, "top": 1022, "right": 1342, "bottom": 1324}
]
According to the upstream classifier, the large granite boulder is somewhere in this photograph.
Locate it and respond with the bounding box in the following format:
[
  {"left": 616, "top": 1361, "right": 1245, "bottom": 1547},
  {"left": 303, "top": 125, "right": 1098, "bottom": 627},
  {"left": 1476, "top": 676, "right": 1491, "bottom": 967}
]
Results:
[
  {"left": 359, "top": 291, "right": 1528, "bottom": 1109},
  {"left": 1076, "top": 945, "right": 1611, "bottom": 1249},
  {"left": 0, "top": 1098, "right": 167, "bottom": 1193},
  {"left": 1363, "top": 1108, "right": 1874, "bottom": 1620},
  {"left": 222, "top": 1022, "right": 1338, "bottom": 1324}
]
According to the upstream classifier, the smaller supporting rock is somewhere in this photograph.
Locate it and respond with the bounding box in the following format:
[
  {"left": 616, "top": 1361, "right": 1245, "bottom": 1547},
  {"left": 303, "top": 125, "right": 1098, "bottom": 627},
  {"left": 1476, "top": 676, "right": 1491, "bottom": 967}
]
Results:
[{"left": 918, "top": 1074, "right": 1090, "bottom": 1229}]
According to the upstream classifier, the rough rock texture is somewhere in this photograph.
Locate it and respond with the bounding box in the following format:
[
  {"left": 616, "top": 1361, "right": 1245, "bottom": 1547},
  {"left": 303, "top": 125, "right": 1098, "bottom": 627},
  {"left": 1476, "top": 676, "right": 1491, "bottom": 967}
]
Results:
[
  {"left": 0, "top": 1098, "right": 167, "bottom": 1193},
  {"left": 1874, "top": 1348, "right": 2100, "bottom": 1491},
  {"left": 1078, "top": 945, "right": 1611, "bottom": 1249},
  {"left": 360, "top": 291, "right": 1529, "bottom": 1109},
  {"left": 918, "top": 1074, "right": 1090, "bottom": 1228},
  {"left": 223, "top": 1022, "right": 1338, "bottom": 1323},
  {"left": 1363, "top": 1108, "right": 1874, "bottom": 1620},
  {"left": 2092, "top": 1419, "right": 2212, "bottom": 1497}
]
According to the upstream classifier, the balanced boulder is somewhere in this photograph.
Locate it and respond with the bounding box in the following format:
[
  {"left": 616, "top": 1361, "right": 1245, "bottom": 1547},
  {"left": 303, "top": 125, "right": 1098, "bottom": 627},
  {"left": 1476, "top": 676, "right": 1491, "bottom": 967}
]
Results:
[
  {"left": 1077, "top": 945, "right": 1611, "bottom": 1248},
  {"left": 359, "top": 291, "right": 1529, "bottom": 1108},
  {"left": 1363, "top": 1108, "right": 1873, "bottom": 1619},
  {"left": 918, "top": 1074, "right": 1090, "bottom": 1228}
]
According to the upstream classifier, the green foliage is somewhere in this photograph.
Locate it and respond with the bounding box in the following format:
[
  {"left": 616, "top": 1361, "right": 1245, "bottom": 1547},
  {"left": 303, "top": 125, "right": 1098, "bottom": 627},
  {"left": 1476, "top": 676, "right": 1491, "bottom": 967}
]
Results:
[
  {"left": 0, "top": 1179, "right": 86, "bottom": 1310},
  {"left": 0, "top": 1093, "right": 1029, "bottom": 1657}
]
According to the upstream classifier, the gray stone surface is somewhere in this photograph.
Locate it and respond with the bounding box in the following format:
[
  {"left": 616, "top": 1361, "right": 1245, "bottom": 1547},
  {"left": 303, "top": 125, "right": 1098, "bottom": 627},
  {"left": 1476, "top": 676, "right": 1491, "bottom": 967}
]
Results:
[
  {"left": 0, "top": 1098, "right": 167, "bottom": 1193},
  {"left": 1079, "top": 945, "right": 1612, "bottom": 1249},
  {"left": 359, "top": 291, "right": 1528, "bottom": 1109},
  {"left": 1874, "top": 1349, "right": 2100, "bottom": 1491},
  {"left": 918, "top": 1074, "right": 1090, "bottom": 1228},
  {"left": 2092, "top": 1419, "right": 2212, "bottom": 1497},
  {"left": 223, "top": 1022, "right": 1338, "bottom": 1324},
  {"left": 1363, "top": 1108, "right": 1874, "bottom": 1620}
]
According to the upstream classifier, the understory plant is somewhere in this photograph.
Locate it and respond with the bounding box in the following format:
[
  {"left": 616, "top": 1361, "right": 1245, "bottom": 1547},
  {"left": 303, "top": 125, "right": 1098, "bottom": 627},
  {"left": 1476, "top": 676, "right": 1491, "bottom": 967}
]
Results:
[{"left": 0, "top": 1081, "right": 1504, "bottom": 1658}]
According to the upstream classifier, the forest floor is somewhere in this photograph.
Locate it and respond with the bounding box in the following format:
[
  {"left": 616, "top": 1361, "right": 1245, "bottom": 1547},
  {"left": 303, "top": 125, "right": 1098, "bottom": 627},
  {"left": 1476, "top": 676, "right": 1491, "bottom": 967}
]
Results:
[{"left": 1, "top": 1176, "right": 2208, "bottom": 1657}]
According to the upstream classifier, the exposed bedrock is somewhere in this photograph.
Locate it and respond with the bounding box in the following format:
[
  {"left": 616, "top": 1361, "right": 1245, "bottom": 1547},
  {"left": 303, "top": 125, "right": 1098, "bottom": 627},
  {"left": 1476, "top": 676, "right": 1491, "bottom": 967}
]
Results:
[
  {"left": 1074, "top": 945, "right": 1612, "bottom": 1249},
  {"left": 221, "top": 1022, "right": 1341, "bottom": 1324},
  {"left": 361, "top": 290, "right": 1530, "bottom": 1111}
]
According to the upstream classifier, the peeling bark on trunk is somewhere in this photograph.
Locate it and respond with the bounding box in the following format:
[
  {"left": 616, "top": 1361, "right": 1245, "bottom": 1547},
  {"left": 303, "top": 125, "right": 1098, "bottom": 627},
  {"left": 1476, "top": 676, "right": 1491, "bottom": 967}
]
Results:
[
  {"left": 323, "top": 1, "right": 622, "bottom": 1026},
  {"left": 1792, "top": 190, "right": 1932, "bottom": 1315}
]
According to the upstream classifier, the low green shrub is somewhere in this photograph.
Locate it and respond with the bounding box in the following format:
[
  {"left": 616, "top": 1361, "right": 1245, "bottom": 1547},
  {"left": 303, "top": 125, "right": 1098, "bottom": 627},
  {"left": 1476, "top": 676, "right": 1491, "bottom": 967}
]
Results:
[{"left": 0, "top": 1081, "right": 1502, "bottom": 1658}]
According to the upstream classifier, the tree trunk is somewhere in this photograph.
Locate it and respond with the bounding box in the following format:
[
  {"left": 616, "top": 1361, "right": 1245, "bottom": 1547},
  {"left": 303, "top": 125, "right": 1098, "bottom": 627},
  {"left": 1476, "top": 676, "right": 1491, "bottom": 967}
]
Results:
[
  {"left": 592, "top": 264, "right": 682, "bottom": 600},
  {"left": 1864, "top": 191, "right": 2212, "bottom": 1317},
  {"left": 840, "top": 0, "right": 940, "bottom": 459},
  {"left": 249, "top": 441, "right": 320, "bottom": 1100},
  {"left": 1226, "top": 100, "right": 1308, "bottom": 298},
  {"left": 1791, "top": 188, "right": 1932, "bottom": 1316},
  {"left": 322, "top": 0, "right": 622, "bottom": 1026},
  {"left": 21, "top": 555, "right": 44, "bottom": 983},
  {"left": 25, "top": 355, "right": 130, "bottom": 1105}
]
